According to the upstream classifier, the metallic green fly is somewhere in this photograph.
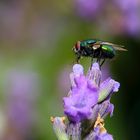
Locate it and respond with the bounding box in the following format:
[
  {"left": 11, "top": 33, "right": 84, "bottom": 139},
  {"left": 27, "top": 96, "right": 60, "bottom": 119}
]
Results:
[{"left": 73, "top": 39, "right": 127, "bottom": 67}]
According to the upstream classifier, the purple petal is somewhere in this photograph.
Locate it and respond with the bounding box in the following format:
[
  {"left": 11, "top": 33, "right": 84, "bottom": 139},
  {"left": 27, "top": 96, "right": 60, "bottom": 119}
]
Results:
[
  {"left": 108, "top": 103, "right": 114, "bottom": 117},
  {"left": 113, "top": 81, "right": 120, "bottom": 92},
  {"left": 73, "top": 64, "right": 84, "bottom": 76},
  {"left": 85, "top": 125, "right": 113, "bottom": 140},
  {"left": 70, "top": 64, "right": 85, "bottom": 89},
  {"left": 98, "top": 100, "right": 114, "bottom": 118},
  {"left": 94, "top": 126, "right": 113, "bottom": 140},
  {"left": 74, "top": 75, "right": 87, "bottom": 88},
  {"left": 98, "top": 78, "right": 120, "bottom": 102},
  {"left": 99, "top": 133, "right": 113, "bottom": 140},
  {"left": 90, "top": 104, "right": 100, "bottom": 123},
  {"left": 63, "top": 90, "right": 98, "bottom": 122},
  {"left": 92, "top": 62, "right": 100, "bottom": 70},
  {"left": 87, "top": 62, "right": 101, "bottom": 86}
]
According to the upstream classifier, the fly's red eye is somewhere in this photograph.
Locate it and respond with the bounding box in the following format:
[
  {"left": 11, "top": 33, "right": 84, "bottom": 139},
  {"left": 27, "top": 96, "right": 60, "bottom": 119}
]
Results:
[{"left": 75, "top": 41, "right": 80, "bottom": 51}]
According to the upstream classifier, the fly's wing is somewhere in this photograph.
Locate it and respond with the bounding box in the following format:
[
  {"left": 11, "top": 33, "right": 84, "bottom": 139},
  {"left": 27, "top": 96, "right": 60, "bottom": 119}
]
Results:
[
  {"left": 101, "top": 42, "right": 127, "bottom": 51},
  {"left": 112, "top": 46, "right": 127, "bottom": 51}
]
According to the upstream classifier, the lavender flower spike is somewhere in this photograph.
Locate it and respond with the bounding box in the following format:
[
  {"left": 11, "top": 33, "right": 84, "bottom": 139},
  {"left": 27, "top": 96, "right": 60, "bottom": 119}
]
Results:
[
  {"left": 63, "top": 62, "right": 120, "bottom": 123},
  {"left": 52, "top": 62, "right": 121, "bottom": 140},
  {"left": 63, "top": 64, "right": 99, "bottom": 123}
]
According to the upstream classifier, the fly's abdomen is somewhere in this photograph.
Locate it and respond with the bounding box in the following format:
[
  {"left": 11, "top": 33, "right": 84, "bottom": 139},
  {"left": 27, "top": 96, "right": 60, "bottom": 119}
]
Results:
[{"left": 101, "top": 45, "right": 116, "bottom": 59}]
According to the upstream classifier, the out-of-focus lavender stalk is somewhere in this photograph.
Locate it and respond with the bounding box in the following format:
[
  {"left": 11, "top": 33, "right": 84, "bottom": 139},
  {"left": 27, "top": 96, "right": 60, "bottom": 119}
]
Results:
[
  {"left": 51, "top": 62, "right": 120, "bottom": 140},
  {"left": 74, "top": 0, "right": 104, "bottom": 20},
  {"left": 74, "top": 0, "right": 140, "bottom": 35},
  {"left": 4, "top": 69, "right": 39, "bottom": 139}
]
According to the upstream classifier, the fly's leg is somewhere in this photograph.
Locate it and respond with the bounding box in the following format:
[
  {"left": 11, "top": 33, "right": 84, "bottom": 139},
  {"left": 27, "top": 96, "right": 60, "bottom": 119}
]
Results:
[
  {"left": 97, "top": 59, "right": 102, "bottom": 70},
  {"left": 96, "top": 57, "right": 101, "bottom": 63},
  {"left": 96, "top": 51, "right": 106, "bottom": 69},
  {"left": 100, "top": 59, "right": 105, "bottom": 67},
  {"left": 96, "top": 58, "right": 100, "bottom": 68},
  {"left": 96, "top": 52, "right": 102, "bottom": 69},
  {"left": 76, "top": 55, "right": 81, "bottom": 64}
]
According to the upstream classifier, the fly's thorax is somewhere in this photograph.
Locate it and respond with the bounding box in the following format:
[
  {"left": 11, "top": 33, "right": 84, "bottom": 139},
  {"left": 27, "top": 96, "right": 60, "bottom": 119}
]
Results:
[
  {"left": 80, "top": 39, "right": 97, "bottom": 47},
  {"left": 79, "top": 39, "right": 97, "bottom": 57},
  {"left": 101, "top": 45, "right": 116, "bottom": 58}
]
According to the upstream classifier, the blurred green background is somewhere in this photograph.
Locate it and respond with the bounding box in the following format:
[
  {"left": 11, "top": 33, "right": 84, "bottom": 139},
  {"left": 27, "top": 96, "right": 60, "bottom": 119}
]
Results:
[{"left": 0, "top": 0, "right": 140, "bottom": 140}]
